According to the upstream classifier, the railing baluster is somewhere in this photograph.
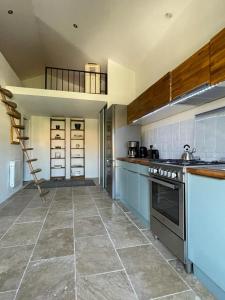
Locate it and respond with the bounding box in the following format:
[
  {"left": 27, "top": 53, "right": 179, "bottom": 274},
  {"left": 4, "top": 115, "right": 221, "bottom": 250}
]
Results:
[
  {"left": 50, "top": 68, "right": 52, "bottom": 89},
  {"left": 79, "top": 72, "right": 80, "bottom": 92},
  {"left": 68, "top": 70, "right": 69, "bottom": 91},
  {"left": 62, "top": 70, "right": 64, "bottom": 91},
  {"left": 56, "top": 69, "right": 58, "bottom": 90},
  {"left": 45, "top": 66, "right": 107, "bottom": 94},
  {"left": 100, "top": 73, "right": 102, "bottom": 94},
  {"left": 45, "top": 67, "right": 48, "bottom": 89}
]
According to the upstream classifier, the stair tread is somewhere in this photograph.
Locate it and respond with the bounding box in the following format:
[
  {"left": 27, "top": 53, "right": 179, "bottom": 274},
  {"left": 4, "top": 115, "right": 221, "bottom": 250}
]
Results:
[
  {"left": 0, "top": 87, "right": 13, "bottom": 98},
  {"left": 17, "top": 136, "right": 29, "bottom": 140},
  {"left": 26, "top": 158, "right": 37, "bottom": 163},
  {"left": 2, "top": 100, "right": 17, "bottom": 109},
  {"left": 40, "top": 190, "right": 49, "bottom": 197},
  {"left": 30, "top": 168, "right": 42, "bottom": 174},
  {"left": 34, "top": 178, "right": 45, "bottom": 185},
  {"left": 22, "top": 148, "right": 34, "bottom": 151},
  {"left": 7, "top": 111, "right": 21, "bottom": 119},
  {"left": 13, "top": 125, "right": 25, "bottom": 130}
]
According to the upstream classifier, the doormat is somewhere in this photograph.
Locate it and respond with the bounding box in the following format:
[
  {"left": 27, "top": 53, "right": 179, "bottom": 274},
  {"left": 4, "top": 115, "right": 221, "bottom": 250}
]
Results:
[{"left": 24, "top": 179, "right": 96, "bottom": 189}]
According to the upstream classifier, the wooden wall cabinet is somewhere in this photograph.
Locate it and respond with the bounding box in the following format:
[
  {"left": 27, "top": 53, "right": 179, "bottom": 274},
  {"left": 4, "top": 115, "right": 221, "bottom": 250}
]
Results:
[
  {"left": 171, "top": 44, "right": 210, "bottom": 100},
  {"left": 127, "top": 72, "right": 171, "bottom": 124},
  {"left": 210, "top": 28, "right": 225, "bottom": 84}
]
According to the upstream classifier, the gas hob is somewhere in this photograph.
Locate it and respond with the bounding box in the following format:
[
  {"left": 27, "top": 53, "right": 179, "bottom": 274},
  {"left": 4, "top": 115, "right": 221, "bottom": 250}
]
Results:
[{"left": 148, "top": 159, "right": 224, "bottom": 183}]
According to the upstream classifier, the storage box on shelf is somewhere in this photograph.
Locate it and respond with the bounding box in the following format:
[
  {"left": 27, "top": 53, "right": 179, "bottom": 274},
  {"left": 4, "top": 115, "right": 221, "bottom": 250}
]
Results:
[
  {"left": 50, "top": 118, "right": 66, "bottom": 179},
  {"left": 70, "top": 119, "right": 85, "bottom": 179}
]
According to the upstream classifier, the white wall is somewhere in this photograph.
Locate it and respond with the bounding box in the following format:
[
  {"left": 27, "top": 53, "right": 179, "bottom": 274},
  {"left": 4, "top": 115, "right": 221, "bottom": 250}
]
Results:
[
  {"left": 107, "top": 59, "right": 135, "bottom": 106},
  {"left": 21, "top": 59, "right": 136, "bottom": 107},
  {"left": 141, "top": 98, "right": 225, "bottom": 161},
  {"left": 30, "top": 116, "right": 50, "bottom": 180},
  {"left": 0, "top": 52, "right": 21, "bottom": 87},
  {"left": 0, "top": 51, "right": 25, "bottom": 204},
  {"left": 23, "top": 74, "right": 44, "bottom": 89},
  {"left": 135, "top": 0, "right": 225, "bottom": 97},
  {"left": 30, "top": 116, "right": 99, "bottom": 180}
]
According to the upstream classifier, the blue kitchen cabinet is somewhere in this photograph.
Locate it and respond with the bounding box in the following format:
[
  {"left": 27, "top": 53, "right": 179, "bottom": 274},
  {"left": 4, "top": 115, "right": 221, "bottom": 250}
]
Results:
[
  {"left": 139, "top": 173, "right": 150, "bottom": 224},
  {"left": 187, "top": 174, "right": 225, "bottom": 299},
  {"left": 116, "top": 160, "right": 150, "bottom": 226},
  {"left": 127, "top": 169, "right": 139, "bottom": 211},
  {"left": 119, "top": 165, "right": 128, "bottom": 205}
]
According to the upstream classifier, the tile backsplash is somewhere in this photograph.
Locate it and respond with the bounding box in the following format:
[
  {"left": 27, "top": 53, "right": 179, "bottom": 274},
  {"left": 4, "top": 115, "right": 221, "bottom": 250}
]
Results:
[{"left": 141, "top": 107, "right": 225, "bottom": 161}]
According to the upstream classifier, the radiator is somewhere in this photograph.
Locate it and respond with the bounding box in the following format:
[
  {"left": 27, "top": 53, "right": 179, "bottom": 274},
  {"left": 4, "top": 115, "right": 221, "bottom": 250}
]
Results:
[{"left": 9, "top": 160, "right": 22, "bottom": 188}]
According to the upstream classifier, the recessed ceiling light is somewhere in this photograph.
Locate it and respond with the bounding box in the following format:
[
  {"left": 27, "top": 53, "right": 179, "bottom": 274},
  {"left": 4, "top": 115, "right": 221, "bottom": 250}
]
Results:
[
  {"left": 165, "top": 12, "right": 173, "bottom": 19},
  {"left": 8, "top": 9, "right": 14, "bottom": 14},
  {"left": 73, "top": 24, "right": 78, "bottom": 29}
]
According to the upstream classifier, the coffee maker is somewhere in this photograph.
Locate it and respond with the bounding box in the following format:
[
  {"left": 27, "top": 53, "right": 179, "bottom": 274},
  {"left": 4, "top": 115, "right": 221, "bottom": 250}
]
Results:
[{"left": 128, "top": 141, "right": 139, "bottom": 158}]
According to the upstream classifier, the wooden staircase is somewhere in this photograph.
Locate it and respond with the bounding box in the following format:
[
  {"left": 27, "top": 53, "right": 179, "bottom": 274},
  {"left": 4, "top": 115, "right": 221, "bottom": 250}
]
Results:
[{"left": 0, "top": 86, "right": 49, "bottom": 200}]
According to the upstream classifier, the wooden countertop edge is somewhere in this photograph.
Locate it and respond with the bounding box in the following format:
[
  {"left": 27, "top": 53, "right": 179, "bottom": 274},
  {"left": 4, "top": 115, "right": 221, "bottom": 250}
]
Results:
[
  {"left": 117, "top": 157, "right": 149, "bottom": 166},
  {"left": 187, "top": 168, "right": 225, "bottom": 179}
]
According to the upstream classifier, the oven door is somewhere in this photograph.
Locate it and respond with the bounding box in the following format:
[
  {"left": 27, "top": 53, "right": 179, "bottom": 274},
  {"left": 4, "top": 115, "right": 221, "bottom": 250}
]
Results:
[{"left": 149, "top": 176, "right": 185, "bottom": 239}]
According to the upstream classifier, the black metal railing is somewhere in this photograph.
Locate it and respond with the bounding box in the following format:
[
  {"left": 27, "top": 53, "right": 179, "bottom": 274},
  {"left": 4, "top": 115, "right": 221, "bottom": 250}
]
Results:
[{"left": 45, "top": 66, "right": 107, "bottom": 94}]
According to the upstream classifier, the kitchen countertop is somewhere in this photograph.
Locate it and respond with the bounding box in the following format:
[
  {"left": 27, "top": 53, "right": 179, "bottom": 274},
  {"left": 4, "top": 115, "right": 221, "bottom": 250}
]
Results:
[
  {"left": 117, "top": 157, "right": 150, "bottom": 166},
  {"left": 187, "top": 166, "right": 225, "bottom": 179}
]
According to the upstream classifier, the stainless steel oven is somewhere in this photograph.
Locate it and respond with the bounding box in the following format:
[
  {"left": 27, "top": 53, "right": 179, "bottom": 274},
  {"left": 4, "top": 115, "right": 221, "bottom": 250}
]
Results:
[
  {"left": 149, "top": 176, "right": 185, "bottom": 239},
  {"left": 148, "top": 159, "right": 225, "bottom": 272}
]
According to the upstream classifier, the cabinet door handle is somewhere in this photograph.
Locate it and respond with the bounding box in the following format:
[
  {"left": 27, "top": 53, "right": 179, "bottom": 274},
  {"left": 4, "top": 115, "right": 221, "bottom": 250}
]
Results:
[{"left": 149, "top": 177, "right": 177, "bottom": 190}]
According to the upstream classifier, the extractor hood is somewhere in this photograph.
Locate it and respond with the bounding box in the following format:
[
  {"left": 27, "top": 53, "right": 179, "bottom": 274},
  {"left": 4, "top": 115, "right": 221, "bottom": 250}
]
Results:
[
  {"left": 171, "top": 81, "right": 225, "bottom": 106},
  {"left": 132, "top": 81, "right": 225, "bottom": 125}
]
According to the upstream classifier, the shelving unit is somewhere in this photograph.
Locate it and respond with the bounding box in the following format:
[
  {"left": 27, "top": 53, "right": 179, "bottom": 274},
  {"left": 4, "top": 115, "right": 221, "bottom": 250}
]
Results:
[
  {"left": 50, "top": 118, "right": 66, "bottom": 179},
  {"left": 70, "top": 119, "right": 85, "bottom": 179}
]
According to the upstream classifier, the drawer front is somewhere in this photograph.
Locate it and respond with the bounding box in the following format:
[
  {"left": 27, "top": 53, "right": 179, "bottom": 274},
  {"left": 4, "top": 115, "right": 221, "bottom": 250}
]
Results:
[
  {"left": 124, "top": 162, "right": 139, "bottom": 173},
  {"left": 139, "top": 165, "right": 149, "bottom": 176}
]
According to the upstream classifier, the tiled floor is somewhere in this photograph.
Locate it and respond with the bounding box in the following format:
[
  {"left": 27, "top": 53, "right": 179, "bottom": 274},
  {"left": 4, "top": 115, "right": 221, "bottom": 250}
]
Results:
[{"left": 0, "top": 186, "right": 215, "bottom": 300}]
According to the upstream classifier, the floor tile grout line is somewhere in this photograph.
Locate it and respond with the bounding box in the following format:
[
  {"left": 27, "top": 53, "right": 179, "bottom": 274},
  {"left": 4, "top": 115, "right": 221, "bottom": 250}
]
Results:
[
  {"left": 114, "top": 201, "right": 195, "bottom": 294},
  {"left": 150, "top": 288, "right": 193, "bottom": 300},
  {"left": 75, "top": 234, "right": 107, "bottom": 240},
  {"left": 0, "top": 192, "right": 40, "bottom": 243},
  {"left": 12, "top": 188, "right": 56, "bottom": 300},
  {"left": 0, "top": 190, "right": 39, "bottom": 211},
  {"left": 114, "top": 201, "right": 151, "bottom": 241},
  {"left": 0, "top": 243, "right": 35, "bottom": 250},
  {"left": 116, "top": 242, "right": 152, "bottom": 250},
  {"left": 0, "top": 289, "right": 17, "bottom": 294},
  {"left": 72, "top": 189, "right": 78, "bottom": 300},
  {"left": 166, "top": 258, "right": 178, "bottom": 262},
  {"left": 92, "top": 197, "right": 140, "bottom": 300},
  {"left": 79, "top": 268, "right": 125, "bottom": 278},
  {"left": 124, "top": 214, "right": 149, "bottom": 231},
  {"left": 30, "top": 254, "right": 74, "bottom": 263},
  {"left": 15, "top": 220, "right": 46, "bottom": 224}
]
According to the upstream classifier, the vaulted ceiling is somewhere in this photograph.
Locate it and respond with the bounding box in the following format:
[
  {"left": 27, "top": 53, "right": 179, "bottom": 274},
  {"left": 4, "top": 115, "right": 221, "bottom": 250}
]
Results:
[{"left": 0, "top": 0, "right": 192, "bottom": 80}]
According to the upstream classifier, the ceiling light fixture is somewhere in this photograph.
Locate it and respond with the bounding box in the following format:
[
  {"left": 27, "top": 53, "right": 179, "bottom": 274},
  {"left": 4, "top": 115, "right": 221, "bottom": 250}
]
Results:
[
  {"left": 165, "top": 12, "right": 173, "bottom": 19},
  {"left": 73, "top": 24, "right": 78, "bottom": 29},
  {"left": 8, "top": 10, "right": 13, "bottom": 14}
]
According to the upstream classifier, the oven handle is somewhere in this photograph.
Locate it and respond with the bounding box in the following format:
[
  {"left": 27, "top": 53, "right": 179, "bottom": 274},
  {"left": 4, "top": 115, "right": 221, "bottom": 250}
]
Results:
[{"left": 149, "top": 177, "right": 177, "bottom": 190}]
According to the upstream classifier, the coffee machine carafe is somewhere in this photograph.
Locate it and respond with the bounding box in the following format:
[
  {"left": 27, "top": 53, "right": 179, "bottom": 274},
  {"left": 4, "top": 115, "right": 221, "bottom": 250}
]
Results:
[{"left": 128, "top": 141, "right": 139, "bottom": 158}]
